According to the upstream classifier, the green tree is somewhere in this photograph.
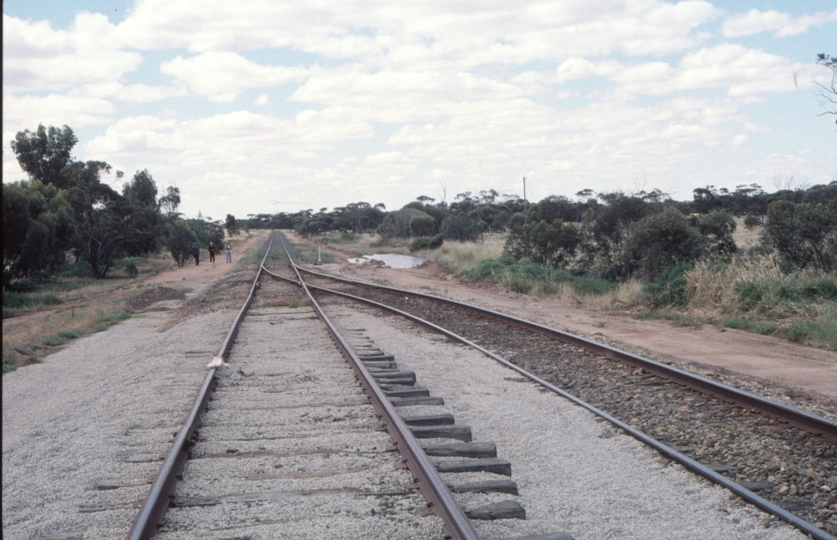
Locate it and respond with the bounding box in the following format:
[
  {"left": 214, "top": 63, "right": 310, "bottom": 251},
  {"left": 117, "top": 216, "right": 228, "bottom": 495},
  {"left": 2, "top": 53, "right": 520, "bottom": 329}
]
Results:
[
  {"left": 123, "top": 169, "right": 158, "bottom": 208},
  {"left": 166, "top": 219, "right": 197, "bottom": 267},
  {"left": 441, "top": 212, "right": 484, "bottom": 242},
  {"left": 2, "top": 180, "right": 76, "bottom": 285},
  {"left": 159, "top": 186, "right": 181, "bottom": 217},
  {"left": 763, "top": 200, "right": 837, "bottom": 271},
  {"left": 10, "top": 125, "right": 77, "bottom": 189},
  {"left": 225, "top": 214, "right": 238, "bottom": 237},
  {"left": 504, "top": 219, "right": 580, "bottom": 268},
  {"left": 63, "top": 160, "right": 129, "bottom": 278},
  {"left": 122, "top": 170, "right": 161, "bottom": 256},
  {"left": 619, "top": 207, "right": 704, "bottom": 280},
  {"left": 697, "top": 211, "right": 737, "bottom": 262},
  {"left": 409, "top": 215, "right": 438, "bottom": 237}
]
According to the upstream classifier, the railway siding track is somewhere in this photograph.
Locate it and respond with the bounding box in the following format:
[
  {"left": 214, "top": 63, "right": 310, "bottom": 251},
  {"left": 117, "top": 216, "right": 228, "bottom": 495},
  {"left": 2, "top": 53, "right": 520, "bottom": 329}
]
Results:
[
  {"left": 129, "top": 235, "right": 581, "bottom": 539},
  {"left": 292, "top": 263, "right": 837, "bottom": 539}
]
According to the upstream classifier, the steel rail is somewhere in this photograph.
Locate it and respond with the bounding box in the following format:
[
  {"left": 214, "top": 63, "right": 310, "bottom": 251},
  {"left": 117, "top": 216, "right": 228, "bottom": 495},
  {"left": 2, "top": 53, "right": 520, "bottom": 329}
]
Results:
[
  {"left": 126, "top": 235, "right": 274, "bottom": 540},
  {"left": 275, "top": 237, "right": 482, "bottom": 540},
  {"left": 299, "top": 280, "right": 837, "bottom": 540},
  {"left": 294, "top": 265, "right": 837, "bottom": 442}
]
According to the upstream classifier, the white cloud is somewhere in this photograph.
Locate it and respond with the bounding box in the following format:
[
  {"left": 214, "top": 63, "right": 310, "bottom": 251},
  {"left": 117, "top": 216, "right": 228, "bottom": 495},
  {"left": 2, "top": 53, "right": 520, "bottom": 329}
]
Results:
[
  {"left": 722, "top": 8, "right": 837, "bottom": 38},
  {"left": 255, "top": 94, "right": 270, "bottom": 106},
  {"left": 731, "top": 134, "right": 748, "bottom": 146},
  {"left": 3, "top": 94, "right": 115, "bottom": 129},
  {"left": 76, "top": 82, "right": 187, "bottom": 103},
  {"left": 612, "top": 44, "right": 803, "bottom": 97},
  {"left": 116, "top": 0, "right": 720, "bottom": 64},
  {"left": 160, "top": 51, "right": 309, "bottom": 102},
  {"left": 3, "top": 13, "right": 141, "bottom": 92}
]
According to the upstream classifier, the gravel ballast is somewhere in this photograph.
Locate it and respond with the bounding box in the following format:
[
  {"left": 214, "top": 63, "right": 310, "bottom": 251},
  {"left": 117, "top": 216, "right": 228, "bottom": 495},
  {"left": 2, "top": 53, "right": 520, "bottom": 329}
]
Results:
[
  {"left": 323, "top": 300, "right": 810, "bottom": 540},
  {"left": 2, "top": 310, "right": 235, "bottom": 539}
]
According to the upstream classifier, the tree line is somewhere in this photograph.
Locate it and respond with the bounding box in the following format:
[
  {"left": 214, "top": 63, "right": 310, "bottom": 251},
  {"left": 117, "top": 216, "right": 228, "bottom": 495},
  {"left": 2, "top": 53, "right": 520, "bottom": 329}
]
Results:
[
  {"left": 253, "top": 182, "right": 836, "bottom": 281},
  {"left": 3, "top": 125, "right": 239, "bottom": 287},
  {"left": 5, "top": 124, "right": 835, "bottom": 289}
]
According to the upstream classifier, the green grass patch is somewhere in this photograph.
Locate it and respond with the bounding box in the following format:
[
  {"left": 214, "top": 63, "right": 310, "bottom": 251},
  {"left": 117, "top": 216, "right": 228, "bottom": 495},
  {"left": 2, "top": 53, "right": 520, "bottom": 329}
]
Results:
[
  {"left": 59, "top": 260, "right": 95, "bottom": 278},
  {"left": 43, "top": 334, "right": 70, "bottom": 346},
  {"left": 465, "top": 257, "right": 616, "bottom": 296},
  {"left": 93, "top": 323, "right": 108, "bottom": 333},
  {"left": 722, "top": 317, "right": 749, "bottom": 330},
  {"left": 3, "top": 354, "right": 16, "bottom": 373},
  {"left": 100, "top": 311, "right": 131, "bottom": 323},
  {"left": 291, "top": 243, "right": 336, "bottom": 265},
  {"left": 643, "top": 263, "right": 692, "bottom": 306},
  {"left": 58, "top": 329, "right": 82, "bottom": 340},
  {"left": 2, "top": 292, "right": 63, "bottom": 310}
]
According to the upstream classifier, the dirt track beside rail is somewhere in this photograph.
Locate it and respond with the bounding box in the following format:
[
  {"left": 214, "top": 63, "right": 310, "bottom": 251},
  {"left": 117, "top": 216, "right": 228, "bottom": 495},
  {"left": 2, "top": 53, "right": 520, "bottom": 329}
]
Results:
[{"left": 284, "top": 231, "right": 837, "bottom": 403}]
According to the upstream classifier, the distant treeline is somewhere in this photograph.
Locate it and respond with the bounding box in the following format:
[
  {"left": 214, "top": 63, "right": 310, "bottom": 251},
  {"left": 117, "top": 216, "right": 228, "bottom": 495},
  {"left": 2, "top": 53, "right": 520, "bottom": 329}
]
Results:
[
  {"left": 240, "top": 182, "right": 837, "bottom": 280},
  {"left": 5, "top": 124, "right": 835, "bottom": 287}
]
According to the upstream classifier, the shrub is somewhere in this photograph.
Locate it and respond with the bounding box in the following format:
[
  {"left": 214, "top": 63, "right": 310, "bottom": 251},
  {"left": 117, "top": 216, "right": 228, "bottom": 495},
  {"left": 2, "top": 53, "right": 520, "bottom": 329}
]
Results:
[
  {"left": 619, "top": 207, "right": 703, "bottom": 280},
  {"left": 466, "top": 257, "right": 615, "bottom": 296},
  {"left": 643, "top": 262, "right": 693, "bottom": 306},
  {"left": 743, "top": 214, "right": 762, "bottom": 230},
  {"left": 441, "top": 212, "right": 484, "bottom": 242},
  {"left": 125, "top": 261, "right": 139, "bottom": 277},
  {"left": 2, "top": 292, "right": 63, "bottom": 310},
  {"left": 698, "top": 211, "right": 737, "bottom": 261},
  {"left": 409, "top": 215, "right": 438, "bottom": 237},
  {"left": 409, "top": 238, "right": 430, "bottom": 252},
  {"left": 3, "top": 355, "right": 16, "bottom": 373},
  {"left": 166, "top": 219, "right": 197, "bottom": 267},
  {"left": 428, "top": 233, "right": 444, "bottom": 249},
  {"left": 379, "top": 208, "right": 431, "bottom": 238},
  {"left": 504, "top": 220, "right": 580, "bottom": 269},
  {"left": 762, "top": 200, "right": 837, "bottom": 271}
]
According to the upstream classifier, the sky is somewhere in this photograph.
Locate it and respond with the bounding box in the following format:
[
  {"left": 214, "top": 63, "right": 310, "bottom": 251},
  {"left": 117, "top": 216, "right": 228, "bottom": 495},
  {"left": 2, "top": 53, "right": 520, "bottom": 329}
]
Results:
[{"left": 3, "top": 1, "right": 836, "bottom": 220}]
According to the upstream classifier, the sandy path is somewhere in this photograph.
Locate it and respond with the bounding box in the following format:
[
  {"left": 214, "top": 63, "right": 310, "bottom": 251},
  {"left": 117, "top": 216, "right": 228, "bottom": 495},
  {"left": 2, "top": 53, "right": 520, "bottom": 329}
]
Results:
[{"left": 284, "top": 231, "right": 837, "bottom": 402}]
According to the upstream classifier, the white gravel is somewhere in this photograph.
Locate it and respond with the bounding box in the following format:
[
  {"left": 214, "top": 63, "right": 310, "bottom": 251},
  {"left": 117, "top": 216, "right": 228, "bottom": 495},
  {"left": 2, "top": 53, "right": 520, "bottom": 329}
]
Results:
[
  {"left": 155, "top": 305, "right": 446, "bottom": 539},
  {"left": 2, "top": 309, "right": 235, "bottom": 540},
  {"left": 325, "top": 302, "right": 810, "bottom": 540}
]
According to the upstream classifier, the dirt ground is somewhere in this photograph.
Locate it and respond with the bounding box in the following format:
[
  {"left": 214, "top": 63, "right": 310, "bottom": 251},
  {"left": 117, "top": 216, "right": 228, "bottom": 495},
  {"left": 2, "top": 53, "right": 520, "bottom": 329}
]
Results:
[{"left": 283, "top": 231, "right": 837, "bottom": 403}]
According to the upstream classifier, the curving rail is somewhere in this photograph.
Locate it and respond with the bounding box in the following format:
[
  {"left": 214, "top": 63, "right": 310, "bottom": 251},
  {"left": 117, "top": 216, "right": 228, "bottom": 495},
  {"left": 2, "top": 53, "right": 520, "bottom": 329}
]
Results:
[
  {"left": 272, "top": 232, "right": 836, "bottom": 540},
  {"left": 294, "top": 265, "right": 837, "bottom": 443},
  {"left": 276, "top": 237, "right": 482, "bottom": 540},
  {"left": 126, "top": 234, "right": 483, "bottom": 540}
]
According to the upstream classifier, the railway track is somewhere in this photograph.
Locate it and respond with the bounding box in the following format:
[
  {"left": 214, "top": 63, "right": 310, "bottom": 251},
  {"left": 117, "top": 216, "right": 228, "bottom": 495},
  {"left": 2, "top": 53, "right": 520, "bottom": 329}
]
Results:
[
  {"left": 126, "top": 234, "right": 572, "bottom": 539},
  {"left": 125, "top": 231, "right": 836, "bottom": 539},
  {"left": 272, "top": 235, "right": 836, "bottom": 540}
]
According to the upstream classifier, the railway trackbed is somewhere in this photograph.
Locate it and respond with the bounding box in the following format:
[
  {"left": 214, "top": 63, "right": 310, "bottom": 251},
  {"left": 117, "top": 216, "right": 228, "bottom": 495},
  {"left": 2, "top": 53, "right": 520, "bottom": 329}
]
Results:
[
  {"left": 272, "top": 234, "right": 836, "bottom": 540},
  {"left": 122, "top": 231, "right": 835, "bottom": 539}
]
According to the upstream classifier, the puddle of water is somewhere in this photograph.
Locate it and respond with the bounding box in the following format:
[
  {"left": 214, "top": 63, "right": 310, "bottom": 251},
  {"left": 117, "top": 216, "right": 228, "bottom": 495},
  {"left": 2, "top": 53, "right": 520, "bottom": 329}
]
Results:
[{"left": 347, "top": 254, "right": 425, "bottom": 269}]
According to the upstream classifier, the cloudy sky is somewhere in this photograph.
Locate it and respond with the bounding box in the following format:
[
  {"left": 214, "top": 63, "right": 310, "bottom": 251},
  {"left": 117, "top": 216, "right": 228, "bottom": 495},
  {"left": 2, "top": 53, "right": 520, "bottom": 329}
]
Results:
[{"left": 3, "top": 1, "right": 836, "bottom": 220}]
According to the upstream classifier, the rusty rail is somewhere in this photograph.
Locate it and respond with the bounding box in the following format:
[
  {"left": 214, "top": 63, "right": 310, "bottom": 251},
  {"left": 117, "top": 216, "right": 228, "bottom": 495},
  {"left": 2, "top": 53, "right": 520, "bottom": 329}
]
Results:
[
  {"left": 275, "top": 234, "right": 482, "bottom": 540},
  {"left": 126, "top": 235, "right": 273, "bottom": 540},
  {"left": 296, "top": 279, "right": 837, "bottom": 540},
  {"left": 294, "top": 265, "right": 837, "bottom": 443}
]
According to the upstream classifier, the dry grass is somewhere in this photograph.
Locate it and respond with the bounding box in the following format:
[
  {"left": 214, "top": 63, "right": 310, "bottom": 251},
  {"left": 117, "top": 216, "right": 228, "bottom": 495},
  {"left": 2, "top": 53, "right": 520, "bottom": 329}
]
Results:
[
  {"left": 4, "top": 255, "right": 186, "bottom": 370},
  {"left": 420, "top": 234, "right": 506, "bottom": 274}
]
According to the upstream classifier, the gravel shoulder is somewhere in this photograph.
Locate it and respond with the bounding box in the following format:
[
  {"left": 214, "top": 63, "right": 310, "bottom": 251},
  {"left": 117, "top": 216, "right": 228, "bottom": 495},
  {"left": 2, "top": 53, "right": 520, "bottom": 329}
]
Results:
[
  {"left": 325, "top": 302, "right": 808, "bottom": 540},
  {"left": 2, "top": 234, "right": 267, "bottom": 539},
  {"left": 288, "top": 231, "right": 837, "bottom": 405}
]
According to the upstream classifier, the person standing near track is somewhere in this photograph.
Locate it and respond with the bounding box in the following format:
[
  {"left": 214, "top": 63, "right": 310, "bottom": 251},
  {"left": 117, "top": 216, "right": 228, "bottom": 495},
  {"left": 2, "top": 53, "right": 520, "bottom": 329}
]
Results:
[
  {"left": 209, "top": 242, "right": 216, "bottom": 263},
  {"left": 225, "top": 244, "right": 232, "bottom": 263},
  {"left": 191, "top": 241, "right": 200, "bottom": 265}
]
